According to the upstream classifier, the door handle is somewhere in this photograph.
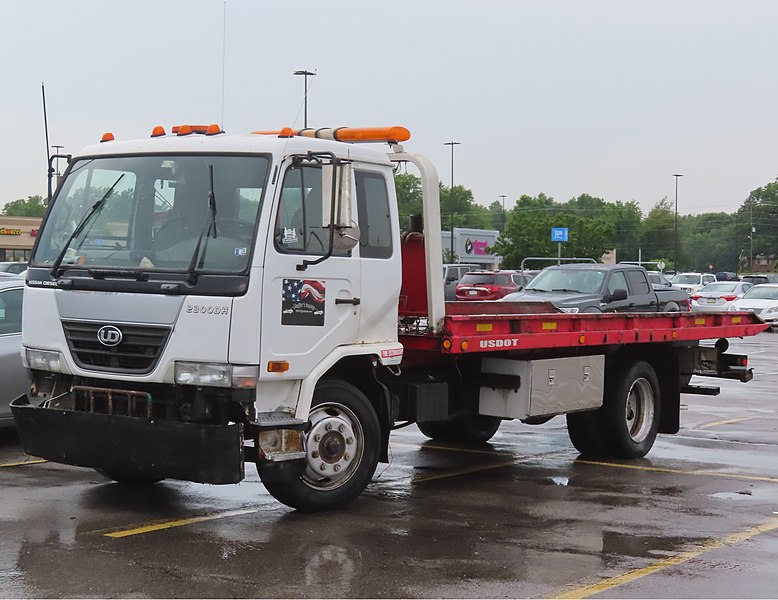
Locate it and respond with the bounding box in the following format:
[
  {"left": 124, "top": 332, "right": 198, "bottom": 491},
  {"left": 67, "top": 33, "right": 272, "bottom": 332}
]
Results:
[{"left": 335, "top": 297, "right": 361, "bottom": 305}]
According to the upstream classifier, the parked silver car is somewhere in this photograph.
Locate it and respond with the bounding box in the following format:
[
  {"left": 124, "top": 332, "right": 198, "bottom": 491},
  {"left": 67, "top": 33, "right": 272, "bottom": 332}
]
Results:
[
  {"left": 690, "top": 281, "right": 753, "bottom": 312},
  {"left": 0, "top": 277, "right": 27, "bottom": 427}
]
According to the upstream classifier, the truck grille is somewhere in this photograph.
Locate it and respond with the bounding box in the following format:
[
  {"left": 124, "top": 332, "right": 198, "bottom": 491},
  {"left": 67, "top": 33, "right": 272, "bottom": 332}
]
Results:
[{"left": 61, "top": 321, "right": 172, "bottom": 374}]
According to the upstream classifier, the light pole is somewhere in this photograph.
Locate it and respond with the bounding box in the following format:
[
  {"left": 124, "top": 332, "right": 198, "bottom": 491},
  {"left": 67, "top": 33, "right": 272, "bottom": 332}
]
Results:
[
  {"left": 444, "top": 141, "right": 460, "bottom": 257},
  {"left": 499, "top": 194, "right": 507, "bottom": 232},
  {"left": 673, "top": 173, "right": 683, "bottom": 271},
  {"left": 293, "top": 69, "right": 316, "bottom": 128}
]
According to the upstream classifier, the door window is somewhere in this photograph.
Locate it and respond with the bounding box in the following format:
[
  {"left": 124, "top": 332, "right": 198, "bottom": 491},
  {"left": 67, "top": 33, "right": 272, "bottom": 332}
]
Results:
[
  {"left": 275, "top": 165, "right": 347, "bottom": 256},
  {"left": 607, "top": 271, "right": 629, "bottom": 295},
  {"left": 355, "top": 171, "right": 392, "bottom": 259},
  {"left": 625, "top": 270, "right": 650, "bottom": 294},
  {"left": 0, "top": 288, "right": 23, "bottom": 335}
]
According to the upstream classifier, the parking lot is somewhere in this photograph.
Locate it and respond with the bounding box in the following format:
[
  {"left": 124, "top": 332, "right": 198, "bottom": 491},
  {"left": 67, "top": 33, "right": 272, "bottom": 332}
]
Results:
[{"left": 1, "top": 333, "right": 777, "bottom": 598}]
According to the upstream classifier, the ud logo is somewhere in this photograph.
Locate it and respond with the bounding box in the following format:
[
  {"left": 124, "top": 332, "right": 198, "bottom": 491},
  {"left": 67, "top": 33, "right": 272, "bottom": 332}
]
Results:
[{"left": 97, "top": 325, "right": 123, "bottom": 347}]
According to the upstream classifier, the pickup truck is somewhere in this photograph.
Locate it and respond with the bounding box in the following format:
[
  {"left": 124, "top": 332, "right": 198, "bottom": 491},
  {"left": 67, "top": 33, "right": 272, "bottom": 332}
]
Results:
[{"left": 502, "top": 263, "right": 690, "bottom": 313}]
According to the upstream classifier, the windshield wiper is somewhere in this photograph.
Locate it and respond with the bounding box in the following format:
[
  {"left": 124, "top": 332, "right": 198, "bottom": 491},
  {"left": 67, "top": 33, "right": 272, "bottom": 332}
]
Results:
[
  {"left": 186, "top": 164, "right": 218, "bottom": 285},
  {"left": 552, "top": 288, "right": 584, "bottom": 293},
  {"left": 50, "top": 174, "right": 125, "bottom": 277}
]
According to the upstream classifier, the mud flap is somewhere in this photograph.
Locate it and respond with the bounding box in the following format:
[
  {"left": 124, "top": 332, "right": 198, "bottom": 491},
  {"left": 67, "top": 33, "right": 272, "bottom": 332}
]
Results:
[{"left": 11, "top": 395, "right": 244, "bottom": 484}]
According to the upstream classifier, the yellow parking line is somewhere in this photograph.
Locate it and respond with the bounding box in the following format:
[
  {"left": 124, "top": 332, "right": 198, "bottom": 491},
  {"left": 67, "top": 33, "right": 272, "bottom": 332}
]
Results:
[
  {"left": 577, "top": 459, "right": 778, "bottom": 484},
  {"left": 101, "top": 508, "right": 262, "bottom": 538},
  {"left": 0, "top": 458, "right": 47, "bottom": 468},
  {"left": 554, "top": 518, "right": 778, "bottom": 599},
  {"left": 391, "top": 440, "right": 514, "bottom": 456},
  {"left": 413, "top": 458, "right": 524, "bottom": 483},
  {"left": 698, "top": 416, "right": 756, "bottom": 429}
]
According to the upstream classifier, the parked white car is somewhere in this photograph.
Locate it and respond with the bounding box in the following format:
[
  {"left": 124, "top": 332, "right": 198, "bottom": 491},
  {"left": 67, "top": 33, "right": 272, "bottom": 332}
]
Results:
[
  {"left": 691, "top": 281, "right": 753, "bottom": 312},
  {"left": 728, "top": 284, "right": 778, "bottom": 327},
  {"left": 671, "top": 272, "right": 717, "bottom": 294}
]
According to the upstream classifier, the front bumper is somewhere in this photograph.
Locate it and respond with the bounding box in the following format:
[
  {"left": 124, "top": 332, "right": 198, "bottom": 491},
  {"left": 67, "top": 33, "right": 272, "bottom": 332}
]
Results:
[{"left": 12, "top": 395, "right": 246, "bottom": 484}]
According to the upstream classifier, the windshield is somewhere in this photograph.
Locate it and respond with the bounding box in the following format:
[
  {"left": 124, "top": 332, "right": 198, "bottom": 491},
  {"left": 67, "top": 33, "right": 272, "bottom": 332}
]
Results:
[
  {"left": 741, "top": 286, "right": 778, "bottom": 300},
  {"left": 525, "top": 268, "right": 606, "bottom": 294},
  {"left": 671, "top": 274, "right": 701, "bottom": 285},
  {"left": 32, "top": 154, "right": 269, "bottom": 273}
]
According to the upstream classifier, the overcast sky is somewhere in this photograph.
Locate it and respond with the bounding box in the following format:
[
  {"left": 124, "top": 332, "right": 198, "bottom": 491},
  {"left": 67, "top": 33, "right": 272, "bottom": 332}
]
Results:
[{"left": 3, "top": 0, "right": 777, "bottom": 217}]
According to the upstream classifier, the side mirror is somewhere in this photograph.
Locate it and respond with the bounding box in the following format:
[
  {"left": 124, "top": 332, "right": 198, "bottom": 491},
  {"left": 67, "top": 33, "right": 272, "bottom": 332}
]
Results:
[
  {"left": 610, "top": 288, "right": 628, "bottom": 301},
  {"left": 322, "top": 162, "right": 352, "bottom": 228},
  {"left": 321, "top": 162, "right": 358, "bottom": 252}
]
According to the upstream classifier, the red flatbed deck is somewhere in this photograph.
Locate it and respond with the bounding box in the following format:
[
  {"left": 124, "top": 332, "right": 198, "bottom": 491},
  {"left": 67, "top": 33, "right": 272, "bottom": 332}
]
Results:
[{"left": 399, "top": 302, "right": 769, "bottom": 354}]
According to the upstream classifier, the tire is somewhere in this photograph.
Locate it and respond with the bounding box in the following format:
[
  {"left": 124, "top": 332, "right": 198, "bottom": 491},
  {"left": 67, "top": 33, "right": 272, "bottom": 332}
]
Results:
[
  {"left": 662, "top": 302, "right": 680, "bottom": 312},
  {"left": 601, "top": 360, "right": 661, "bottom": 458},
  {"left": 417, "top": 414, "right": 501, "bottom": 443},
  {"left": 566, "top": 410, "right": 606, "bottom": 456},
  {"left": 260, "top": 380, "right": 380, "bottom": 512},
  {"left": 96, "top": 469, "right": 162, "bottom": 484}
]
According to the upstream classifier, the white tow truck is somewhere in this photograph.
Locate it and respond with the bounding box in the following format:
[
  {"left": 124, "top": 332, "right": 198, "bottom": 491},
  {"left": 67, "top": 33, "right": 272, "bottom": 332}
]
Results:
[{"left": 12, "top": 124, "right": 765, "bottom": 511}]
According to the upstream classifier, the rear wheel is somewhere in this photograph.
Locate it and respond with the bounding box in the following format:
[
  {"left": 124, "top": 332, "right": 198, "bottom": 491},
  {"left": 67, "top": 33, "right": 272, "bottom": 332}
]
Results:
[
  {"left": 260, "top": 380, "right": 380, "bottom": 512},
  {"left": 417, "top": 414, "right": 501, "bottom": 443},
  {"left": 601, "top": 360, "right": 661, "bottom": 458},
  {"left": 567, "top": 360, "right": 661, "bottom": 458}
]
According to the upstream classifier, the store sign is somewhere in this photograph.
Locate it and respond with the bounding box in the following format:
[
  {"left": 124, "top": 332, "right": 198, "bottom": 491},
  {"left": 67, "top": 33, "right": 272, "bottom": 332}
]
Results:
[
  {"left": 0, "top": 228, "right": 22, "bottom": 236},
  {"left": 464, "top": 238, "right": 490, "bottom": 255}
]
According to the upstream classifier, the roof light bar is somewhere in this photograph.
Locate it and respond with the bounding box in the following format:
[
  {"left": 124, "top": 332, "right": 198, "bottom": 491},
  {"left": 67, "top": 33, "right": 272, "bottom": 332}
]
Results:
[{"left": 251, "top": 126, "right": 411, "bottom": 144}]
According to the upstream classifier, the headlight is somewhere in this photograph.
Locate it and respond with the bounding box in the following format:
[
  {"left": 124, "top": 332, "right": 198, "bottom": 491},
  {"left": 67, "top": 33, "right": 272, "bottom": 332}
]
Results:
[
  {"left": 762, "top": 306, "right": 778, "bottom": 315},
  {"left": 174, "top": 362, "right": 258, "bottom": 388},
  {"left": 559, "top": 307, "right": 580, "bottom": 314},
  {"left": 24, "top": 348, "right": 69, "bottom": 373}
]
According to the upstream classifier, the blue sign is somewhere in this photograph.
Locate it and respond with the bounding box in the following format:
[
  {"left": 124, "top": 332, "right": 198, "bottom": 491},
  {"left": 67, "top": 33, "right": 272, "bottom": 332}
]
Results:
[{"left": 551, "top": 227, "right": 568, "bottom": 242}]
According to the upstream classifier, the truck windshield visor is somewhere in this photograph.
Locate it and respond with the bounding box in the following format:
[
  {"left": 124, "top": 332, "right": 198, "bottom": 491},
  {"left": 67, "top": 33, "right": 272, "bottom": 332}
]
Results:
[{"left": 32, "top": 154, "right": 270, "bottom": 274}]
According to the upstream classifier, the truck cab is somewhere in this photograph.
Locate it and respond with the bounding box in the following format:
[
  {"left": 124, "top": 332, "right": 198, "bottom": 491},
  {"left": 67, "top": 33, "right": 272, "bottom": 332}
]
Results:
[{"left": 16, "top": 125, "right": 415, "bottom": 509}]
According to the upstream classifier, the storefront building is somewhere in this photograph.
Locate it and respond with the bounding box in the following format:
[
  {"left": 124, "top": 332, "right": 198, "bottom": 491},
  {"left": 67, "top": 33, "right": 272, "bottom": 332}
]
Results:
[
  {"left": 441, "top": 227, "right": 502, "bottom": 269},
  {"left": 0, "top": 216, "right": 42, "bottom": 262}
]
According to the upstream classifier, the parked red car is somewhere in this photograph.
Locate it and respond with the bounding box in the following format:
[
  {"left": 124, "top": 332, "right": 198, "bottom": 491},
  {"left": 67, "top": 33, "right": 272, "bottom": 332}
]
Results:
[{"left": 455, "top": 270, "right": 531, "bottom": 301}]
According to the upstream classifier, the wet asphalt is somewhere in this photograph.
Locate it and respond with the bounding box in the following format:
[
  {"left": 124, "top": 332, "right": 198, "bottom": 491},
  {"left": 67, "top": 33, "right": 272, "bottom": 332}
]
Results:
[{"left": 1, "top": 333, "right": 777, "bottom": 598}]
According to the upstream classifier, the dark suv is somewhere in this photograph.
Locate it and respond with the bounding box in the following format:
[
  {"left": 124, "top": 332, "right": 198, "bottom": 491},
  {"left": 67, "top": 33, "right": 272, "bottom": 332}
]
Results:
[
  {"left": 455, "top": 270, "right": 530, "bottom": 301},
  {"left": 715, "top": 271, "right": 739, "bottom": 282},
  {"left": 741, "top": 273, "right": 778, "bottom": 285}
]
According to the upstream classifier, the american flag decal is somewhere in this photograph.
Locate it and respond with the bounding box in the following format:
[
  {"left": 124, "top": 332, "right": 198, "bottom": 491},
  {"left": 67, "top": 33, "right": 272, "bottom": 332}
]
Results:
[{"left": 282, "top": 279, "right": 326, "bottom": 326}]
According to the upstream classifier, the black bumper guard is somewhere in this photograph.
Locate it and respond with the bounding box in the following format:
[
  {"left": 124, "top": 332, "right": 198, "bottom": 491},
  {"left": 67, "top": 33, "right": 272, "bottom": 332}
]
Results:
[{"left": 11, "top": 395, "right": 245, "bottom": 484}]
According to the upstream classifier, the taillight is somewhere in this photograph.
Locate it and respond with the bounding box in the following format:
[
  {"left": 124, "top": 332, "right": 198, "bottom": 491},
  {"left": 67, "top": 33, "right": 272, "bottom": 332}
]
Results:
[
  {"left": 691, "top": 295, "right": 701, "bottom": 301},
  {"left": 721, "top": 295, "right": 737, "bottom": 301}
]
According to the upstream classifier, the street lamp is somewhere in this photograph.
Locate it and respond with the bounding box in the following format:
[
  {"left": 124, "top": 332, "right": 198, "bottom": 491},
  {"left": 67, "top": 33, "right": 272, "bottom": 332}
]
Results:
[
  {"left": 444, "top": 141, "right": 460, "bottom": 257},
  {"left": 499, "top": 194, "right": 507, "bottom": 232},
  {"left": 673, "top": 173, "right": 683, "bottom": 271},
  {"left": 293, "top": 69, "right": 316, "bottom": 128}
]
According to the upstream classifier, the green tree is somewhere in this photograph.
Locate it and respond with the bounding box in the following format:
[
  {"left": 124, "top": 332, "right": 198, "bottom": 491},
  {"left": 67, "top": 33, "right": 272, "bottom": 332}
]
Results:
[
  {"left": 2, "top": 195, "right": 46, "bottom": 217},
  {"left": 394, "top": 173, "right": 423, "bottom": 231},
  {"left": 736, "top": 180, "right": 778, "bottom": 270},
  {"left": 640, "top": 197, "right": 676, "bottom": 267},
  {"left": 493, "top": 194, "right": 611, "bottom": 268}
]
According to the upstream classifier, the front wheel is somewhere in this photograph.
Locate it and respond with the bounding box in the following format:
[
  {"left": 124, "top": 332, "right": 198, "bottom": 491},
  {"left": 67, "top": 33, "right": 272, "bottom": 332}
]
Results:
[{"left": 260, "top": 380, "right": 380, "bottom": 512}]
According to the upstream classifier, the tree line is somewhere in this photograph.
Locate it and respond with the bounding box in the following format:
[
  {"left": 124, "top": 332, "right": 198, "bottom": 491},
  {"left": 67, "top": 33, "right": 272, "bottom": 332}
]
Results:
[
  {"left": 396, "top": 173, "right": 778, "bottom": 273},
  {"left": 6, "top": 175, "right": 778, "bottom": 274}
]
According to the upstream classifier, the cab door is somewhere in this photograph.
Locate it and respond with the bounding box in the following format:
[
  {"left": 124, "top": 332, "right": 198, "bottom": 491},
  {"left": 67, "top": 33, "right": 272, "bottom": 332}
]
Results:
[{"left": 260, "top": 162, "right": 361, "bottom": 378}]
